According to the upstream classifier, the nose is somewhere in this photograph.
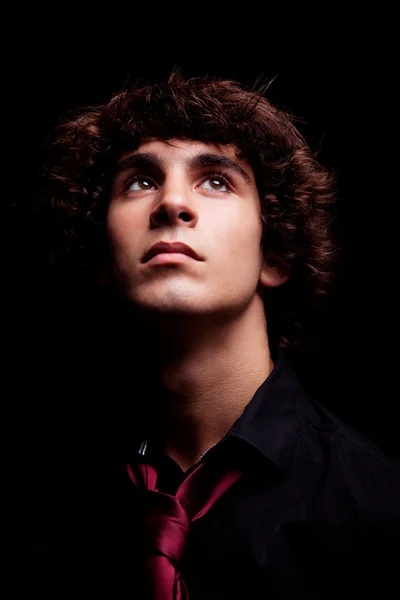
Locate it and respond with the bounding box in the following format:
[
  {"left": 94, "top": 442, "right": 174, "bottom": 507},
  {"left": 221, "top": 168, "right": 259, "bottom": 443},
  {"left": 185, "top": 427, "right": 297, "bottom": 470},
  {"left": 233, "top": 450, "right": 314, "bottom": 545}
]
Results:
[{"left": 149, "top": 171, "right": 199, "bottom": 228}]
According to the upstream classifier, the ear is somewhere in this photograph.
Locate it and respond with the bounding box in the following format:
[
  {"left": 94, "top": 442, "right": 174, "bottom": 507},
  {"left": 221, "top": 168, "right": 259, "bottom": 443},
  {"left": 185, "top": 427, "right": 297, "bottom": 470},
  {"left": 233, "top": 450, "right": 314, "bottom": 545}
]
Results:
[{"left": 259, "top": 258, "right": 290, "bottom": 289}]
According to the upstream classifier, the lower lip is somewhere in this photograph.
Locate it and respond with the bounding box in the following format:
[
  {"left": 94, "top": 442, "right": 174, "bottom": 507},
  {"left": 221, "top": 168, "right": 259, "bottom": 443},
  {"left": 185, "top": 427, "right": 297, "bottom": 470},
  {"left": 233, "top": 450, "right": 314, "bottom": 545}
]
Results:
[{"left": 147, "top": 252, "right": 197, "bottom": 265}]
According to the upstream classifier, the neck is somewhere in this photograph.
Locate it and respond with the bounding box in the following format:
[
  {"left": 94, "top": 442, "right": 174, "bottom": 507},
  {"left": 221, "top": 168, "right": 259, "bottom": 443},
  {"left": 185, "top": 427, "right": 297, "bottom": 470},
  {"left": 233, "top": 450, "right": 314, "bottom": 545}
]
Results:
[{"left": 139, "top": 293, "right": 274, "bottom": 472}]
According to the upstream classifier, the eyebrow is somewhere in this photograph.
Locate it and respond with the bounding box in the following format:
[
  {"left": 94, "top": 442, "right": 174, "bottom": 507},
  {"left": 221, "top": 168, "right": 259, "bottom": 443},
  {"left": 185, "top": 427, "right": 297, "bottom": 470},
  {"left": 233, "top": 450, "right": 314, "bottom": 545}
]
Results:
[{"left": 114, "top": 151, "right": 252, "bottom": 185}]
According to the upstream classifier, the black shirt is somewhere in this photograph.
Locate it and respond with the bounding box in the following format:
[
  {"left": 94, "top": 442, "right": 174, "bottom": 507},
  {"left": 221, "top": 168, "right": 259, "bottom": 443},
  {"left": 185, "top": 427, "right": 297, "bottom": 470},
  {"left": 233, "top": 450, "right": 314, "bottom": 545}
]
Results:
[{"left": 12, "top": 351, "right": 400, "bottom": 598}]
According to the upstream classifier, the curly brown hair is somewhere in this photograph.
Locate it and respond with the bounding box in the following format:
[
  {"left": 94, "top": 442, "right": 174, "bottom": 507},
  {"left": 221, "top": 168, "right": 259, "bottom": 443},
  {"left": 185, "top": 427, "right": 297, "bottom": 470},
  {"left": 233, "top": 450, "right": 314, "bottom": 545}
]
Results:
[{"left": 37, "top": 69, "right": 339, "bottom": 351}]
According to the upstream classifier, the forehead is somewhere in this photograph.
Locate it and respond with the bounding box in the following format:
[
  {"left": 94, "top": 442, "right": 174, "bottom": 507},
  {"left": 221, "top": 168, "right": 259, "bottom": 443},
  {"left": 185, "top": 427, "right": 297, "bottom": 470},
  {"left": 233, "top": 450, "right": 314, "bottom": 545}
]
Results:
[{"left": 119, "top": 137, "right": 250, "bottom": 168}]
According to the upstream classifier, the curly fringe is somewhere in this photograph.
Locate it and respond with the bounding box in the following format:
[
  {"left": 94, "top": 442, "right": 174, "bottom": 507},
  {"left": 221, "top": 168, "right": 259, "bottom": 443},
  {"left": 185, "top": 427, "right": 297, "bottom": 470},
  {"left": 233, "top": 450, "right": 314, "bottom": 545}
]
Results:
[{"left": 36, "top": 69, "right": 339, "bottom": 351}]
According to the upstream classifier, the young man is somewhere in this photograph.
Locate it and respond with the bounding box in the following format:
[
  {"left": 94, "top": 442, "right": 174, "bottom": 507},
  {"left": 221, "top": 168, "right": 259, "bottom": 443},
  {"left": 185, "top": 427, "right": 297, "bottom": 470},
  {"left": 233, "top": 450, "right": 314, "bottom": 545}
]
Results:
[{"left": 16, "top": 71, "right": 400, "bottom": 598}]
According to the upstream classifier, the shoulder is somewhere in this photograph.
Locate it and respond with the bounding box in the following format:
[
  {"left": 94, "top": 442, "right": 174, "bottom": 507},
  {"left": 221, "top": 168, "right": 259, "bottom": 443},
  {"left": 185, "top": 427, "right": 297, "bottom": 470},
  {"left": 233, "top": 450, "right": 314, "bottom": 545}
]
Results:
[
  {"left": 284, "top": 394, "right": 400, "bottom": 588},
  {"left": 296, "top": 393, "right": 400, "bottom": 527}
]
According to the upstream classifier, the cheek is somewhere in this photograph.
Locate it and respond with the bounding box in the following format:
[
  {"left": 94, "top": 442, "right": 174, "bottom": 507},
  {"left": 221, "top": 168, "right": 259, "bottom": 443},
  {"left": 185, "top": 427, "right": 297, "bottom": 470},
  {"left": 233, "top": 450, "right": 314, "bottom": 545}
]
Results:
[
  {"left": 210, "top": 210, "right": 263, "bottom": 276},
  {"left": 213, "top": 205, "right": 262, "bottom": 252},
  {"left": 106, "top": 205, "right": 141, "bottom": 253}
]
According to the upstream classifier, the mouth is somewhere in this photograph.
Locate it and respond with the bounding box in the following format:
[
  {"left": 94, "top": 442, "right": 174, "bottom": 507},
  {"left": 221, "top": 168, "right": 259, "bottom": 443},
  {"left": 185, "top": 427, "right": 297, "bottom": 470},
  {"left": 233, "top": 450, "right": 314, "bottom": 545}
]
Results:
[
  {"left": 146, "top": 252, "right": 197, "bottom": 265},
  {"left": 142, "top": 241, "right": 202, "bottom": 263}
]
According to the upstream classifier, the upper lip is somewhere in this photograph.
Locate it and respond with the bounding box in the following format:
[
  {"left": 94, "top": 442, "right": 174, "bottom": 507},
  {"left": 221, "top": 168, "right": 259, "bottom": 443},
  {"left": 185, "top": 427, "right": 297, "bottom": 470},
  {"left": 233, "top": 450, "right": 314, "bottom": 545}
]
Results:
[{"left": 142, "top": 241, "right": 203, "bottom": 263}]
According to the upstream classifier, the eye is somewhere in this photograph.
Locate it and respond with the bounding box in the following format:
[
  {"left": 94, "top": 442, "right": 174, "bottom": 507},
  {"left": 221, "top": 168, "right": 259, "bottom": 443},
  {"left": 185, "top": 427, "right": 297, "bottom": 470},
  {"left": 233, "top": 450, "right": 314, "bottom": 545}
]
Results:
[
  {"left": 125, "top": 175, "right": 157, "bottom": 192},
  {"left": 199, "top": 174, "right": 230, "bottom": 192}
]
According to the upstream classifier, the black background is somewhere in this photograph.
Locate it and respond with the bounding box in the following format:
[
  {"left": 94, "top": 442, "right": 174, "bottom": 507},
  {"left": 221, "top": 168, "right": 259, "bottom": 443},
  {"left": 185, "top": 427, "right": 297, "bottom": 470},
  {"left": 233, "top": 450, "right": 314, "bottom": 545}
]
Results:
[{"left": 6, "top": 15, "right": 399, "bottom": 530}]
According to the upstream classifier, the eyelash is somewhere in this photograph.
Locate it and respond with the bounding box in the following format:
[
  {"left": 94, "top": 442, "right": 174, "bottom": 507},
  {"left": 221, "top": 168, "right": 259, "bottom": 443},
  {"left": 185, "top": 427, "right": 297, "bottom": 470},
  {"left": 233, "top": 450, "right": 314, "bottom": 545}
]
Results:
[{"left": 122, "top": 169, "right": 234, "bottom": 193}]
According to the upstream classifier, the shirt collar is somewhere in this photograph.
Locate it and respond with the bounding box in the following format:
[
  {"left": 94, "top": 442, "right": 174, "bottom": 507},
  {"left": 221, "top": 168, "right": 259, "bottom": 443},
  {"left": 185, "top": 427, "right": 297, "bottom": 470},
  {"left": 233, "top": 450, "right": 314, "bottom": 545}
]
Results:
[
  {"left": 225, "top": 350, "right": 307, "bottom": 473},
  {"left": 133, "top": 350, "right": 307, "bottom": 474}
]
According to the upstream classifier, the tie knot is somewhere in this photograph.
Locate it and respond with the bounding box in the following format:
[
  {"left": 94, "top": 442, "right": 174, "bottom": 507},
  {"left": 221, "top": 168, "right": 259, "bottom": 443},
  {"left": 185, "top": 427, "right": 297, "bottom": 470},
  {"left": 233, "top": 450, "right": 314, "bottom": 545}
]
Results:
[
  {"left": 143, "top": 490, "right": 192, "bottom": 566},
  {"left": 126, "top": 449, "right": 245, "bottom": 598}
]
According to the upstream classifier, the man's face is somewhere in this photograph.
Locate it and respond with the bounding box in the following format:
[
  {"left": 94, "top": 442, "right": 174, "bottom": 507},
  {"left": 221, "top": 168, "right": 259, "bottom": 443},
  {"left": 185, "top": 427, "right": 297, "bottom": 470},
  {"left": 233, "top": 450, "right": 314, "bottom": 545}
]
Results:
[{"left": 106, "top": 138, "right": 277, "bottom": 319}]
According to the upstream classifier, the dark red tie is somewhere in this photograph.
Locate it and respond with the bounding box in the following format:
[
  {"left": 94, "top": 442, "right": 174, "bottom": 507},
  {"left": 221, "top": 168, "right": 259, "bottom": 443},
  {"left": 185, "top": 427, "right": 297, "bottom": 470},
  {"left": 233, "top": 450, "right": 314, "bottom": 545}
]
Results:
[{"left": 126, "top": 455, "right": 243, "bottom": 599}]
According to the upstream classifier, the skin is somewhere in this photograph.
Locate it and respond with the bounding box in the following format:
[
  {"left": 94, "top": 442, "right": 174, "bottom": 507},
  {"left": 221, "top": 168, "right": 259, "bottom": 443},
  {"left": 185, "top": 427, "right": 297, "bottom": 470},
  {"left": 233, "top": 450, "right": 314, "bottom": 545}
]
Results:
[{"left": 106, "top": 138, "right": 288, "bottom": 472}]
